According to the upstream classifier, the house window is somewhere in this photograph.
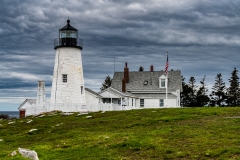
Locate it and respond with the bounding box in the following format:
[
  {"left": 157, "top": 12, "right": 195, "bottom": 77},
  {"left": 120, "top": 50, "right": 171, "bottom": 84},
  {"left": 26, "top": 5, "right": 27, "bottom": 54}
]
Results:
[
  {"left": 62, "top": 74, "right": 67, "bottom": 83},
  {"left": 140, "top": 99, "right": 144, "bottom": 107},
  {"left": 132, "top": 99, "right": 133, "bottom": 106},
  {"left": 118, "top": 99, "right": 121, "bottom": 106},
  {"left": 161, "top": 79, "right": 165, "bottom": 87},
  {"left": 160, "top": 99, "right": 164, "bottom": 107}
]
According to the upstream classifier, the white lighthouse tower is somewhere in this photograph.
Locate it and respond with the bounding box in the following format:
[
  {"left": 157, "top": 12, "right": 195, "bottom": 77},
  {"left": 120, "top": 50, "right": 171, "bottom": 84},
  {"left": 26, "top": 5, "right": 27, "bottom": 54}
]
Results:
[{"left": 50, "top": 19, "right": 86, "bottom": 112}]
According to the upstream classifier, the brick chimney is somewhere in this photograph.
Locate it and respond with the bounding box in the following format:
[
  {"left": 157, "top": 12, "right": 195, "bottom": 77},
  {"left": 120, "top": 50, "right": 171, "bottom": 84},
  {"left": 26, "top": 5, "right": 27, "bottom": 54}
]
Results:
[
  {"left": 124, "top": 62, "right": 129, "bottom": 83},
  {"left": 122, "top": 78, "right": 126, "bottom": 92},
  {"left": 150, "top": 65, "right": 154, "bottom": 72}
]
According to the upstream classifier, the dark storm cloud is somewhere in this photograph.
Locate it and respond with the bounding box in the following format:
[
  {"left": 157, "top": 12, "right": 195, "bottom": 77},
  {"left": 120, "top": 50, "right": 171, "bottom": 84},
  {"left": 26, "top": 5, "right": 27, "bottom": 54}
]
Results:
[{"left": 1, "top": 0, "right": 240, "bottom": 110}]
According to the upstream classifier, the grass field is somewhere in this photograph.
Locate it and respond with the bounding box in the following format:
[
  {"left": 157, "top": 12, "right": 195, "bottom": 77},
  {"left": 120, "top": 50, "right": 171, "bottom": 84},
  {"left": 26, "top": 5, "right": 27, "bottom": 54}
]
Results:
[{"left": 0, "top": 107, "right": 240, "bottom": 159}]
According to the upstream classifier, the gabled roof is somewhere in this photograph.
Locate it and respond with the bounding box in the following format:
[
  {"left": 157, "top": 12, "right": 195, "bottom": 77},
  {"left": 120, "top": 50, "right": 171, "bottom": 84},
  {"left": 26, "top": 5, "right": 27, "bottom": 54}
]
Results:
[
  {"left": 133, "top": 93, "right": 177, "bottom": 98},
  {"left": 99, "top": 87, "right": 138, "bottom": 98},
  {"left": 85, "top": 88, "right": 102, "bottom": 98},
  {"left": 111, "top": 70, "right": 182, "bottom": 92},
  {"left": 18, "top": 99, "right": 36, "bottom": 110}
]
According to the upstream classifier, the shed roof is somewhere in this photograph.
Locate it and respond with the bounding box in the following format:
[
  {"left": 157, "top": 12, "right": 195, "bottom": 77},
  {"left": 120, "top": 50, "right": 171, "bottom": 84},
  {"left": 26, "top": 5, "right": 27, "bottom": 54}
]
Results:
[{"left": 85, "top": 88, "right": 102, "bottom": 98}]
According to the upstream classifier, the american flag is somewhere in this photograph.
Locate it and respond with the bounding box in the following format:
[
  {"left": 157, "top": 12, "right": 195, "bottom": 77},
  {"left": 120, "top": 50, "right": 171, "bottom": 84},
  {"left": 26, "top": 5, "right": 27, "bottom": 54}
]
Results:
[{"left": 165, "top": 52, "right": 168, "bottom": 75}]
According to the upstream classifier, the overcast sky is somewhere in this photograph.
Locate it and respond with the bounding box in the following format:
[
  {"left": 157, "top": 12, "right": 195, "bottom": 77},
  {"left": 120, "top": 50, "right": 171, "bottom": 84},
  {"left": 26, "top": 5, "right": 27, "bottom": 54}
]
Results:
[{"left": 1, "top": 0, "right": 240, "bottom": 111}]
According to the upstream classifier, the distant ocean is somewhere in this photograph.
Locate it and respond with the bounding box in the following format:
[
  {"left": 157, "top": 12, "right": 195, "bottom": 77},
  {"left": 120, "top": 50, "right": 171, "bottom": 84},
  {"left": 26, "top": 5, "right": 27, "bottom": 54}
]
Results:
[{"left": 0, "top": 111, "right": 19, "bottom": 118}]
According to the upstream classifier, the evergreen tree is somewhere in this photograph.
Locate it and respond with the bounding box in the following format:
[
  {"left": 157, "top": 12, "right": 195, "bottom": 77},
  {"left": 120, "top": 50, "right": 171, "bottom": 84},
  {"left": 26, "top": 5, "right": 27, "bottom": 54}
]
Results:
[
  {"left": 188, "top": 77, "right": 198, "bottom": 107},
  {"left": 180, "top": 76, "right": 193, "bottom": 107},
  {"left": 139, "top": 66, "right": 144, "bottom": 71},
  {"left": 181, "top": 76, "right": 210, "bottom": 107},
  {"left": 195, "top": 76, "right": 210, "bottom": 106},
  {"left": 100, "top": 75, "right": 112, "bottom": 91},
  {"left": 226, "top": 68, "right": 240, "bottom": 106},
  {"left": 209, "top": 73, "right": 227, "bottom": 106}
]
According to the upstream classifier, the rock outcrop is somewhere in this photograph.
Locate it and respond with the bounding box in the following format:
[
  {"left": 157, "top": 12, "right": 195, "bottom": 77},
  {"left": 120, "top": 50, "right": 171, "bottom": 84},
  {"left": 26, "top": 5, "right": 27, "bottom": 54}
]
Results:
[{"left": 18, "top": 148, "right": 39, "bottom": 160}]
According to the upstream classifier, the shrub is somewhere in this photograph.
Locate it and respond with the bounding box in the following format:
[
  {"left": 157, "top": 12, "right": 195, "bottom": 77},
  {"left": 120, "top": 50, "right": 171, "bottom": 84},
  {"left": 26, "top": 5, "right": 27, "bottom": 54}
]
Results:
[{"left": 0, "top": 114, "right": 10, "bottom": 119}]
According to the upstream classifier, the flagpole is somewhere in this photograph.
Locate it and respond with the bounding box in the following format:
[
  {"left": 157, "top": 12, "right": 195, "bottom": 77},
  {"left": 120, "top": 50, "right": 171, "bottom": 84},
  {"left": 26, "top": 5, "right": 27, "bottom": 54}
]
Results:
[
  {"left": 166, "top": 73, "right": 168, "bottom": 107},
  {"left": 165, "top": 52, "right": 168, "bottom": 108}
]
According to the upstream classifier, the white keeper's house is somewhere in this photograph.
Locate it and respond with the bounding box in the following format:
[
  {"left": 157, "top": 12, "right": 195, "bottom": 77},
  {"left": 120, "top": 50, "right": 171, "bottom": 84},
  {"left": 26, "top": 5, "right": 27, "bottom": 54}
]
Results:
[
  {"left": 18, "top": 19, "right": 182, "bottom": 118},
  {"left": 96, "top": 63, "right": 182, "bottom": 111}
]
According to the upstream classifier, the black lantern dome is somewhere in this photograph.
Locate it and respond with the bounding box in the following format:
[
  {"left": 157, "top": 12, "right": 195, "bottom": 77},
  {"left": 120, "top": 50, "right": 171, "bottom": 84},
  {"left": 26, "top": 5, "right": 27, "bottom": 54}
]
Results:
[{"left": 54, "top": 19, "right": 83, "bottom": 50}]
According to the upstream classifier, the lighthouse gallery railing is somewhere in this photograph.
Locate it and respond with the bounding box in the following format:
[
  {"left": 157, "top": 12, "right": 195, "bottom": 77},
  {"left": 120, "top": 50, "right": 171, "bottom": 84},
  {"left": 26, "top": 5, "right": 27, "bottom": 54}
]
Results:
[{"left": 54, "top": 38, "right": 83, "bottom": 49}]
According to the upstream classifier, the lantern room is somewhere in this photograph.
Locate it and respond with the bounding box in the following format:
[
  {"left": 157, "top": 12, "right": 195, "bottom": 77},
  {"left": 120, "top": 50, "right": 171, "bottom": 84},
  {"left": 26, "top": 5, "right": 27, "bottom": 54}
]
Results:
[{"left": 54, "top": 19, "right": 83, "bottom": 50}]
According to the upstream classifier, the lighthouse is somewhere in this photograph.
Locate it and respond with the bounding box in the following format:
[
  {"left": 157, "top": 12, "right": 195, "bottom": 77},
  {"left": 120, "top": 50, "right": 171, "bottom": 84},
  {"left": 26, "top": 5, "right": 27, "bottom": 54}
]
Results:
[{"left": 50, "top": 19, "right": 86, "bottom": 112}]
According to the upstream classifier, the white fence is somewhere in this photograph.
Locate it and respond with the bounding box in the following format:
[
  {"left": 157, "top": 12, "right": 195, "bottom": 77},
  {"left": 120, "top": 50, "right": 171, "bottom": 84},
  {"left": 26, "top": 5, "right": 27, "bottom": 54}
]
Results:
[
  {"left": 99, "top": 103, "right": 134, "bottom": 111},
  {"left": 25, "top": 105, "right": 48, "bottom": 116},
  {"left": 50, "top": 103, "right": 88, "bottom": 112},
  {"left": 24, "top": 103, "right": 134, "bottom": 117}
]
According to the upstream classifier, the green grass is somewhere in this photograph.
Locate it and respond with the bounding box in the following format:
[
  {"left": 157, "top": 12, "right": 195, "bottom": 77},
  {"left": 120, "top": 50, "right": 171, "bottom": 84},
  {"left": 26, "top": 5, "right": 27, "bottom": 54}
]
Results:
[{"left": 0, "top": 107, "right": 240, "bottom": 159}]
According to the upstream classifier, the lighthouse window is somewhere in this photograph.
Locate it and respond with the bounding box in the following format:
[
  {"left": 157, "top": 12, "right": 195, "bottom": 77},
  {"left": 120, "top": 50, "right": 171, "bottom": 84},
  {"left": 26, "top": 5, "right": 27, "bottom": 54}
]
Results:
[
  {"left": 60, "top": 30, "right": 77, "bottom": 38},
  {"left": 62, "top": 74, "right": 67, "bottom": 83},
  {"left": 81, "top": 86, "right": 83, "bottom": 94},
  {"left": 68, "top": 31, "right": 77, "bottom": 38},
  {"left": 66, "top": 31, "right": 71, "bottom": 37},
  {"left": 60, "top": 31, "right": 66, "bottom": 38}
]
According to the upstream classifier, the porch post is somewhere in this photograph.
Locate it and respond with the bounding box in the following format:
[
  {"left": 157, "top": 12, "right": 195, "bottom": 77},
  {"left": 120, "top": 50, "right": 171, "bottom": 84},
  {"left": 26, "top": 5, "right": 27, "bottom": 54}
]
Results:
[
  {"left": 111, "top": 97, "right": 112, "bottom": 111},
  {"left": 121, "top": 98, "right": 123, "bottom": 110}
]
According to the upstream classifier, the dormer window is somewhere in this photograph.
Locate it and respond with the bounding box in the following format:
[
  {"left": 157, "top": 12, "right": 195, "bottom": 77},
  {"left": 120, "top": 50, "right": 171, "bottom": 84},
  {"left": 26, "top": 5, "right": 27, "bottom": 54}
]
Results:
[
  {"left": 143, "top": 80, "right": 148, "bottom": 85},
  {"left": 159, "top": 75, "right": 167, "bottom": 88},
  {"left": 161, "top": 79, "right": 165, "bottom": 87}
]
